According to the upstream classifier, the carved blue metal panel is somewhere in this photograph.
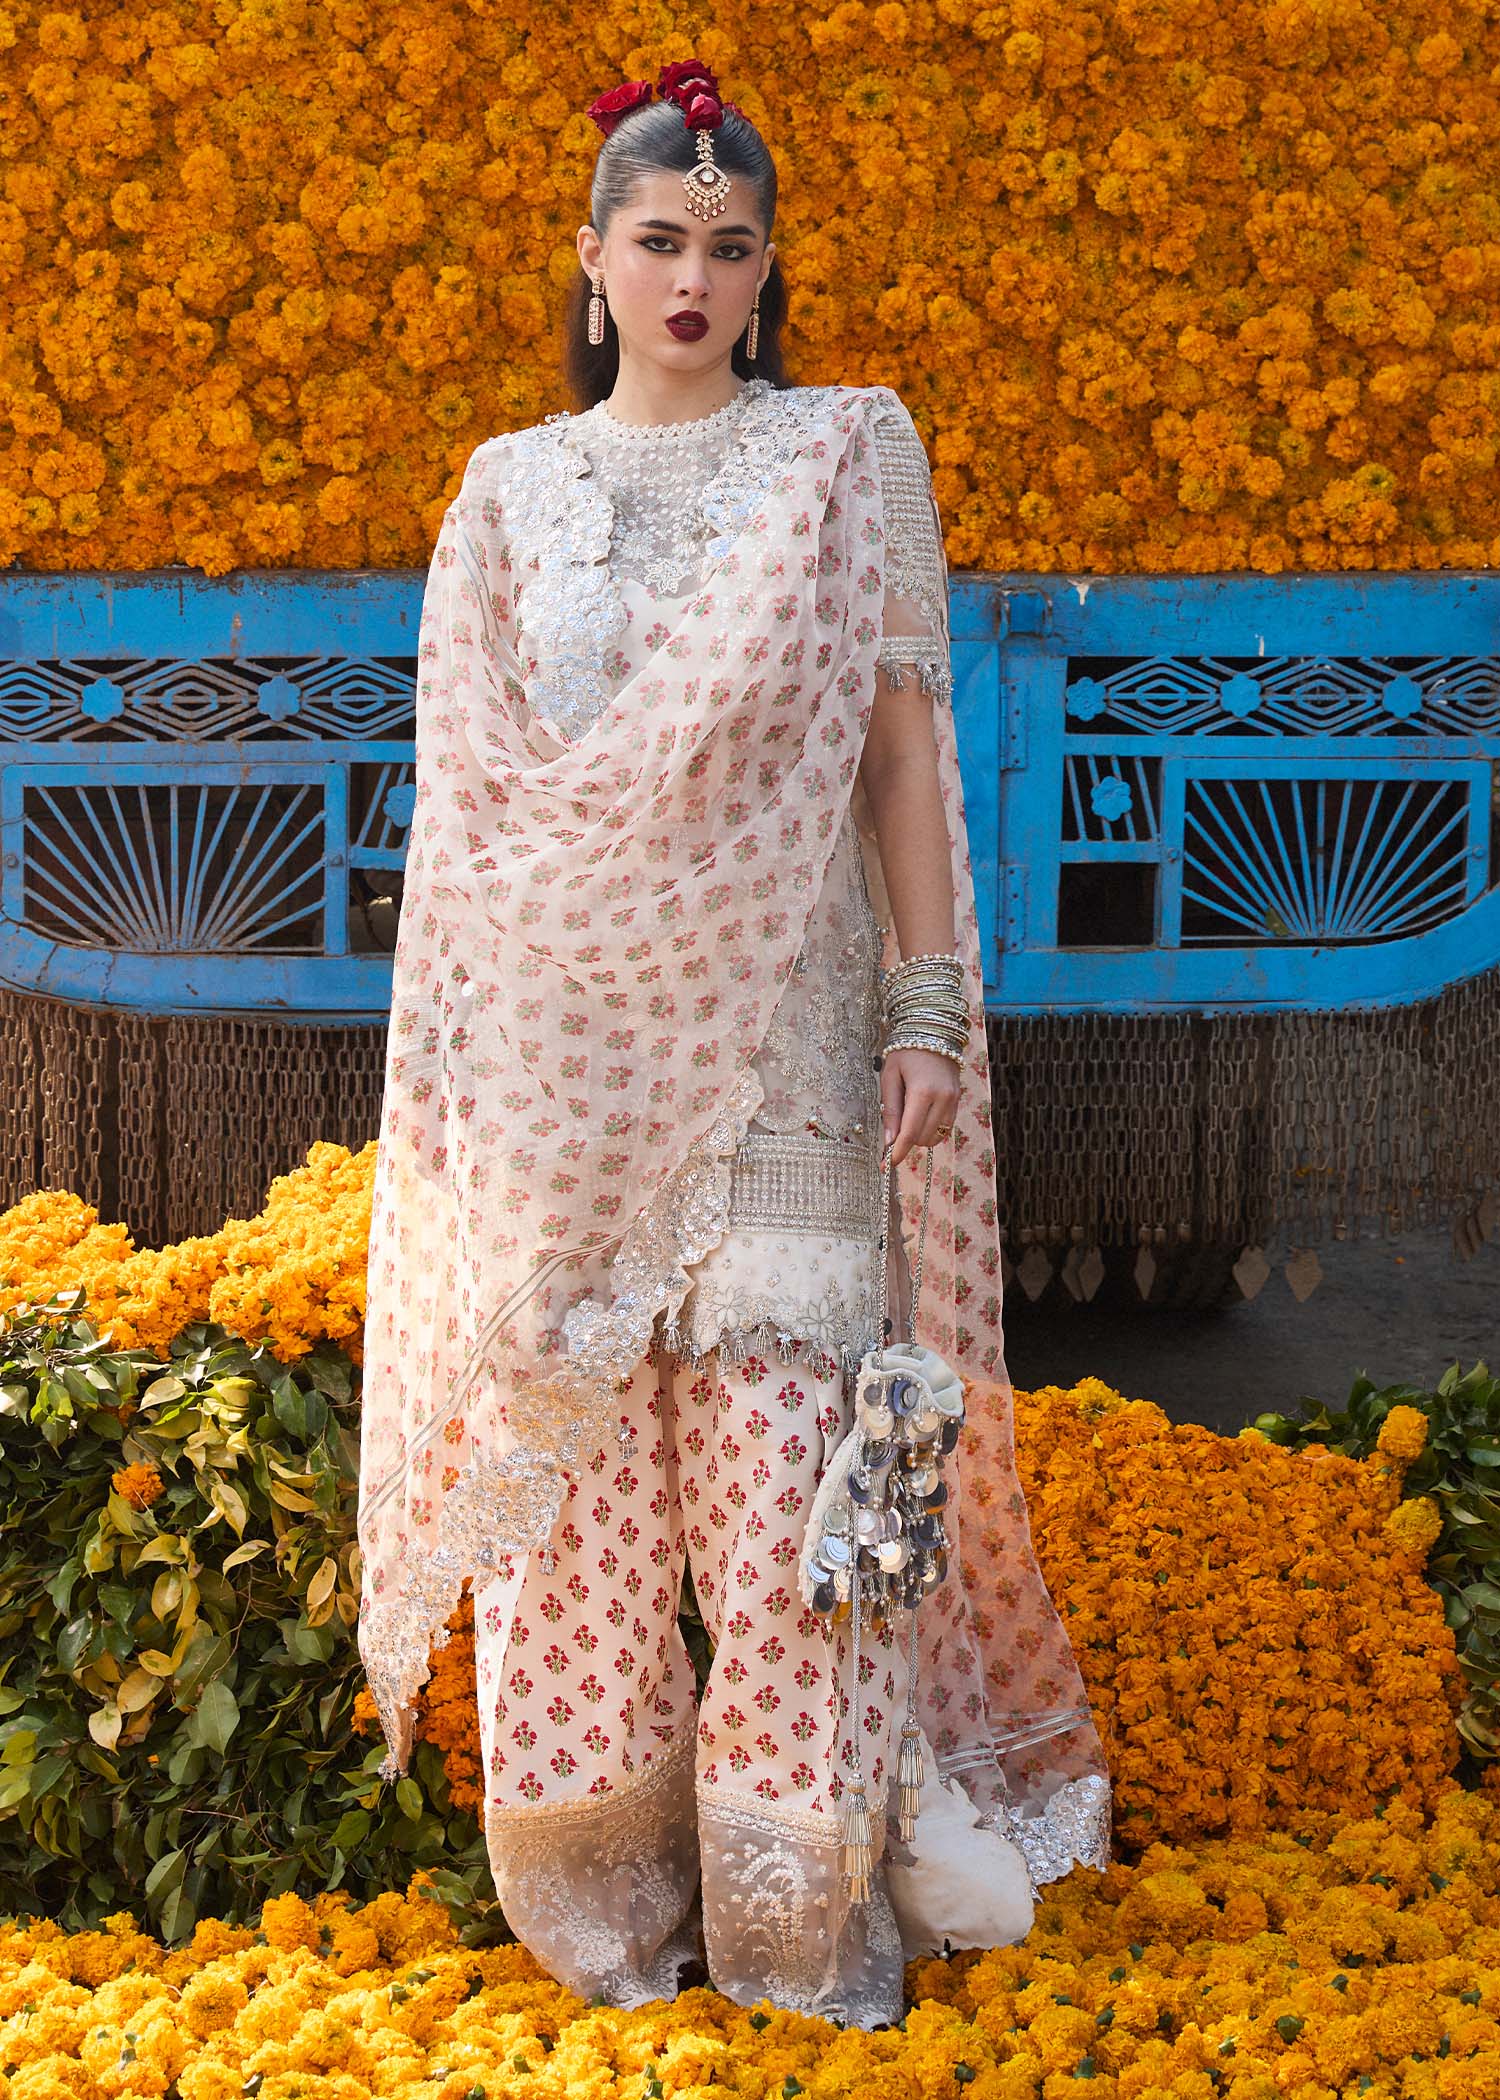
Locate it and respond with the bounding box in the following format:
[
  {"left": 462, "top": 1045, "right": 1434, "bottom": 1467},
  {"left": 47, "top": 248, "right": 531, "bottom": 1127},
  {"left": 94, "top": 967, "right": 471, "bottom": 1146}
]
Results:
[
  {"left": 0, "top": 573, "right": 418, "bottom": 1016},
  {"left": 950, "top": 573, "right": 1500, "bottom": 1014},
  {"left": 0, "top": 570, "right": 1496, "bottom": 1020}
]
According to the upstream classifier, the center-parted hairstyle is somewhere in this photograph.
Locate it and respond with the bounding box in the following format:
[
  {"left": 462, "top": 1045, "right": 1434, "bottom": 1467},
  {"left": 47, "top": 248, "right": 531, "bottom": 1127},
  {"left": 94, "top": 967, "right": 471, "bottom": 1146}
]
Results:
[{"left": 563, "top": 60, "right": 790, "bottom": 407}]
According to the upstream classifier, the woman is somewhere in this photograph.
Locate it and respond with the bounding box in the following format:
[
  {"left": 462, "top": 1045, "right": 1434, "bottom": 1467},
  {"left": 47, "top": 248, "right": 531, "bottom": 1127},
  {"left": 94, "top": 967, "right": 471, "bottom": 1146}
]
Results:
[{"left": 357, "top": 60, "right": 1111, "bottom": 2028}]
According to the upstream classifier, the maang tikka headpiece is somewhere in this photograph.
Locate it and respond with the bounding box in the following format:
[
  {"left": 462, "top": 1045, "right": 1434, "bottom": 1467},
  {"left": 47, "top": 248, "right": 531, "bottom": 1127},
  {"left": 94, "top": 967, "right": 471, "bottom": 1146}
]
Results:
[{"left": 586, "top": 58, "right": 743, "bottom": 222}]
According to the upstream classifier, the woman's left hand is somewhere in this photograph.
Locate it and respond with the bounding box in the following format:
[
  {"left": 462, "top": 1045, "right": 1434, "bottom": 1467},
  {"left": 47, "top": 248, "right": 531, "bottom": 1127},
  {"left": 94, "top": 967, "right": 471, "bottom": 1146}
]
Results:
[{"left": 879, "top": 1045, "right": 960, "bottom": 1165}]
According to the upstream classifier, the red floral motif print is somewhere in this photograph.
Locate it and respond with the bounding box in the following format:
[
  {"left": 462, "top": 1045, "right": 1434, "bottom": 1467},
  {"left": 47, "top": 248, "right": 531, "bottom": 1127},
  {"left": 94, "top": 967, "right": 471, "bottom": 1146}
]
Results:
[{"left": 483, "top": 1345, "right": 899, "bottom": 1821}]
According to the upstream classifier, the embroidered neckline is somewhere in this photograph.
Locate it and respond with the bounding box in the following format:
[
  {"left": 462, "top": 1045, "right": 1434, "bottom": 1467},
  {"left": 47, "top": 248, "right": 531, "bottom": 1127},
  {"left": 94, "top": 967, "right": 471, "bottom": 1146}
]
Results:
[
  {"left": 568, "top": 377, "right": 770, "bottom": 601},
  {"left": 516, "top": 382, "right": 851, "bottom": 744},
  {"left": 589, "top": 379, "right": 762, "bottom": 441}
]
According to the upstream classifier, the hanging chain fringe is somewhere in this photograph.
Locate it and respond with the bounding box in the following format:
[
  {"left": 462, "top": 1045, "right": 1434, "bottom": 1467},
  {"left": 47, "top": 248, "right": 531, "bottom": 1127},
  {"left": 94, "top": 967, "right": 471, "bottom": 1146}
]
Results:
[
  {"left": 0, "top": 986, "right": 386, "bottom": 1244},
  {"left": 896, "top": 1725, "right": 924, "bottom": 1843},
  {"left": 986, "top": 990, "right": 1500, "bottom": 1276},
  {"left": 2, "top": 980, "right": 1499, "bottom": 1258},
  {"left": 840, "top": 1776, "right": 873, "bottom": 1905}
]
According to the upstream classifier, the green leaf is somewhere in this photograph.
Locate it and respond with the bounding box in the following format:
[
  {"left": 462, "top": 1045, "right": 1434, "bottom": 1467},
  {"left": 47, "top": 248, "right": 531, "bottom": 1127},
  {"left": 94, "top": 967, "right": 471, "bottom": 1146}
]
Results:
[
  {"left": 190, "top": 1681, "right": 240, "bottom": 1755},
  {"left": 97, "top": 1581, "right": 137, "bottom": 1630},
  {"left": 57, "top": 1614, "right": 95, "bottom": 1674},
  {"left": 332, "top": 1808, "right": 371, "bottom": 1849},
  {"left": 272, "top": 1378, "right": 313, "bottom": 1442},
  {"left": 286, "top": 1622, "right": 336, "bottom": 1665},
  {"left": 222, "top": 1541, "right": 272, "bottom": 1573},
  {"left": 395, "top": 1777, "right": 424, "bottom": 1822},
  {"left": 158, "top": 1881, "right": 196, "bottom": 1944},
  {"left": 304, "top": 1351, "right": 352, "bottom": 1405},
  {"left": 0, "top": 1769, "right": 32, "bottom": 1813},
  {"left": 173, "top": 1628, "right": 232, "bottom": 1704},
  {"left": 144, "top": 1844, "right": 186, "bottom": 1904}
]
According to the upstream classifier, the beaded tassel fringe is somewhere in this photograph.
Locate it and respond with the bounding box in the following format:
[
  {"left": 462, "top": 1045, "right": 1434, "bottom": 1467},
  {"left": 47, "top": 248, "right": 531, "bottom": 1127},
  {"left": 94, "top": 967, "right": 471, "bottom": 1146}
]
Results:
[
  {"left": 896, "top": 1725, "right": 924, "bottom": 1842},
  {"left": 841, "top": 1778, "right": 873, "bottom": 1905}
]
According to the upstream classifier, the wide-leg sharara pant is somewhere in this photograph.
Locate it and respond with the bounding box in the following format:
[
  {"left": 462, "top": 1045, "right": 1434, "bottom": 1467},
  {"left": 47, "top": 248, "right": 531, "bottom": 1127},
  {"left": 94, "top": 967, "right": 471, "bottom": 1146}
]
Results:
[{"left": 473, "top": 1342, "right": 907, "bottom": 2026}]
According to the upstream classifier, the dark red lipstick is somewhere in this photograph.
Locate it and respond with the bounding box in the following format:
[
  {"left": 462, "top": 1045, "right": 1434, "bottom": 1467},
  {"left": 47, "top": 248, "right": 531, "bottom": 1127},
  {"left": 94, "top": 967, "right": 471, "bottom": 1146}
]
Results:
[{"left": 666, "top": 311, "right": 709, "bottom": 340}]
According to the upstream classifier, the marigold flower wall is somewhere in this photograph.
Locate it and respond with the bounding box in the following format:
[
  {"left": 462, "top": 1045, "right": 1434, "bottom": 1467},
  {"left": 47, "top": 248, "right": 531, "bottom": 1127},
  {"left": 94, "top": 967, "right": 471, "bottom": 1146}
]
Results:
[{"left": 1, "top": 2, "right": 1499, "bottom": 576}]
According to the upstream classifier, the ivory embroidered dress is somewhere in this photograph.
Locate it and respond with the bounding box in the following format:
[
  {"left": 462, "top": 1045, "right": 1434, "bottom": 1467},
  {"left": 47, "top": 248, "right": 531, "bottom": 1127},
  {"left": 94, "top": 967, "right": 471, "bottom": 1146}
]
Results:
[
  {"left": 566, "top": 381, "right": 917, "bottom": 1378},
  {"left": 357, "top": 375, "right": 1112, "bottom": 2026}
]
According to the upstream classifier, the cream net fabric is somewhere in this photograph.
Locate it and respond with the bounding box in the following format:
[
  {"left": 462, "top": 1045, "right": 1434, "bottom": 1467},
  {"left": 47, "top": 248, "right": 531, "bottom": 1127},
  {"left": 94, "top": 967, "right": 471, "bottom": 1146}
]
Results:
[{"left": 356, "top": 379, "right": 1112, "bottom": 1925}]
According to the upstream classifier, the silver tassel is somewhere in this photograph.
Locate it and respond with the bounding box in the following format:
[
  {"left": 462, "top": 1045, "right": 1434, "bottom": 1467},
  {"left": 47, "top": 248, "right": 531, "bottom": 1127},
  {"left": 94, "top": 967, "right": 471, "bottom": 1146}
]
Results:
[
  {"left": 842, "top": 1556, "right": 871, "bottom": 1903},
  {"left": 897, "top": 1606, "right": 923, "bottom": 1842},
  {"left": 841, "top": 1776, "right": 873, "bottom": 1904},
  {"left": 896, "top": 1723, "right": 924, "bottom": 1842}
]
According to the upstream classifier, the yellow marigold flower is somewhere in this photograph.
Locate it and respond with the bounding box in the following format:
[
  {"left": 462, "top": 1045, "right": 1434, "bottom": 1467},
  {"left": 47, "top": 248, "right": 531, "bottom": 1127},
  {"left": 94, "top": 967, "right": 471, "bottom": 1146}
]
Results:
[
  {"left": 257, "top": 1893, "right": 321, "bottom": 1955},
  {"left": 1195, "top": 74, "right": 1250, "bottom": 128},
  {"left": 178, "top": 1970, "right": 250, "bottom": 2040},
  {"left": 1384, "top": 1497, "right": 1443, "bottom": 1558},
  {"left": 1376, "top": 1404, "right": 1429, "bottom": 1464},
  {"left": 1415, "top": 31, "right": 1463, "bottom": 75}
]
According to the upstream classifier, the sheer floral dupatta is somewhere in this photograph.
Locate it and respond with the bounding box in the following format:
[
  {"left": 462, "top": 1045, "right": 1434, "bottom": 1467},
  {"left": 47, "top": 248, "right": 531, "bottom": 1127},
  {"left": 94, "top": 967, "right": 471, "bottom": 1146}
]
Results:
[
  {"left": 851, "top": 423, "right": 1113, "bottom": 1884},
  {"left": 357, "top": 377, "right": 1113, "bottom": 1894},
  {"left": 358, "top": 387, "right": 890, "bottom": 1766}
]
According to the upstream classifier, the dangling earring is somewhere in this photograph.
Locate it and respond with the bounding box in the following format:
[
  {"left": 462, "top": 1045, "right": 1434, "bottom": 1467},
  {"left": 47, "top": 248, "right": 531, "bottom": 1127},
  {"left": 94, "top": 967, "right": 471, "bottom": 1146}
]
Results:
[
  {"left": 587, "top": 270, "right": 606, "bottom": 347},
  {"left": 745, "top": 287, "right": 761, "bottom": 361}
]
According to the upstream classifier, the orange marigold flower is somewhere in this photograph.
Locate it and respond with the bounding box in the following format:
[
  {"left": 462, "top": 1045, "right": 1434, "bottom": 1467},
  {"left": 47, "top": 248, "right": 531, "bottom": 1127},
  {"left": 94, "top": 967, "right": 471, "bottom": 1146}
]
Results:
[
  {"left": 1377, "top": 1404, "right": 1430, "bottom": 1464},
  {"left": 111, "top": 1461, "right": 164, "bottom": 1509}
]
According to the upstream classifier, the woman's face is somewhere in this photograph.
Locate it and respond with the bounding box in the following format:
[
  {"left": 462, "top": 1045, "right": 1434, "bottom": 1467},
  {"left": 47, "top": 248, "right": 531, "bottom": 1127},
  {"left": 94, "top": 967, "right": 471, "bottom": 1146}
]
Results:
[{"left": 577, "top": 168, "right": 774, "bottom": 374}]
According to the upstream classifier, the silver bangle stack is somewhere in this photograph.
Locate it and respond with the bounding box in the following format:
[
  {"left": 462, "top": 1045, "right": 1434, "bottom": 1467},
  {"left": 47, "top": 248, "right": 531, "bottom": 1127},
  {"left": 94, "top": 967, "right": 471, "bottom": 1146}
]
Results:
[{"left": 879, "top": 950, "right": 970, "bottom": 1067}]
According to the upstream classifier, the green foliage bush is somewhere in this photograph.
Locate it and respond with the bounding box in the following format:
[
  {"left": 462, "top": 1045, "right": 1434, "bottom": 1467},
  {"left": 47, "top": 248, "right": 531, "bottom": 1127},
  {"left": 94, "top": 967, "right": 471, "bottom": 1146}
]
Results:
[{"left": 0, "top": 1294, "right": 486, "bottom": 1937}]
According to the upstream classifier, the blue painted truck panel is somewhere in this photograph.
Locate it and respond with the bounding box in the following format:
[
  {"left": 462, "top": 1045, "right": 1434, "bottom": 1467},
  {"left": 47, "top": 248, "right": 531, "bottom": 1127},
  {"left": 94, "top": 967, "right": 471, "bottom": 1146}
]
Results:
[{"left": 0, "top": 570, "right": 1494, "bottom": 1019}]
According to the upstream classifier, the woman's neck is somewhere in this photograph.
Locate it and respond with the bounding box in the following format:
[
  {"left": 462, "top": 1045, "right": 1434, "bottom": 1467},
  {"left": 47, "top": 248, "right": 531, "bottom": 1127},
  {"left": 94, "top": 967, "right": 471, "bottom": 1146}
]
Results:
[{"left": 603, "top": 360, "right": 746, "bottom": 428}]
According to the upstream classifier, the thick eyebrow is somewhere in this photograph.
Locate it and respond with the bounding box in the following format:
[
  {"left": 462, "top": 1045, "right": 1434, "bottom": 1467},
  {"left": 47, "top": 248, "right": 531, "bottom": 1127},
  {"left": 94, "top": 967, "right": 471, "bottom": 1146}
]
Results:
[{"left": 634, "top": 216, "right": 760, "bottom": 238}]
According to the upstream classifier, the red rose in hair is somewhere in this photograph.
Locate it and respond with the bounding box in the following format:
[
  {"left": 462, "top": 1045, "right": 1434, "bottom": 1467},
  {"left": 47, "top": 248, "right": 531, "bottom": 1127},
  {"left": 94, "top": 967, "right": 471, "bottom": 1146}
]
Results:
[
  {"left": 658, "top": 58, "right": 719, "bottom": 102},
  {"left": 586, "top": 81, "right": 653, "bottom": 137},
  {"left": 678, "top": 90, "right": 723, "bottom": 131}
]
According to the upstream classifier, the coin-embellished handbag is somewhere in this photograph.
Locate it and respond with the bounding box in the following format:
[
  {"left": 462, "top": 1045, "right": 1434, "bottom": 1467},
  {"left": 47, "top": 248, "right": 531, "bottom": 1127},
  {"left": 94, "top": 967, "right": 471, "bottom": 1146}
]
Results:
[{"left": 795, "top": 1141, "right": 966, "bottom": 1902}]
